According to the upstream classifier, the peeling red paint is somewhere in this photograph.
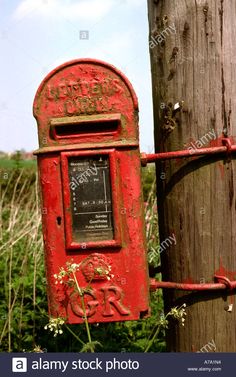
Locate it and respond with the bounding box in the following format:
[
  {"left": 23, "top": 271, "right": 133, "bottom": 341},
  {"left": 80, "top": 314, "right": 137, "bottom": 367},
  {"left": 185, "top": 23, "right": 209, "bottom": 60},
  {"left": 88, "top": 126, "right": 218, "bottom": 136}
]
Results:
[{"left": 33, "top": 59, "right": 150, "bottom": 324}]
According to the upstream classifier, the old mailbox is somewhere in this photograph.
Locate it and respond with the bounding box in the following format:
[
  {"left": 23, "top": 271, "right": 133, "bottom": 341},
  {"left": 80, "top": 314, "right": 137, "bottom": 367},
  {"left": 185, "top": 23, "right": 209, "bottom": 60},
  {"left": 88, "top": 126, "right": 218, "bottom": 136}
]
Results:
[{"left": 33, "top": 59, "right": 150, "bottom": 323}]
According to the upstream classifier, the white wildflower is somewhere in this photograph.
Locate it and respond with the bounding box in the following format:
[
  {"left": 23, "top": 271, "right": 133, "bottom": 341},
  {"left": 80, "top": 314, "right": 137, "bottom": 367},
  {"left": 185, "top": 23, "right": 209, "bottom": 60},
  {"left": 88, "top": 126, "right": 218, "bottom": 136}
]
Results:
[{"left": 44, "top": 317, "right": 65, "bottom": 337}]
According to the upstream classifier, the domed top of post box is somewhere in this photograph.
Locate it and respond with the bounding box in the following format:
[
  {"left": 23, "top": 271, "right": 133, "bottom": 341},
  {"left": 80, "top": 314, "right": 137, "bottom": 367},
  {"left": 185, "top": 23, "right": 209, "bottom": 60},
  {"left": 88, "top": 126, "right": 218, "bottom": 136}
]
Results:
[{"left": 33, "top": 59, "right": 139, "bottom": 152}]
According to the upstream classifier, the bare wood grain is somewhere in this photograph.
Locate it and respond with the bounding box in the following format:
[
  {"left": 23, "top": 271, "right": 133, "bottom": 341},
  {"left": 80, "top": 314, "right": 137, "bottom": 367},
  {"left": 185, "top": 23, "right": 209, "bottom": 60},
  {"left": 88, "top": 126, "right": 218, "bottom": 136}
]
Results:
[{"left": 148, "top": 0, "right": 236, "bottom": 351}]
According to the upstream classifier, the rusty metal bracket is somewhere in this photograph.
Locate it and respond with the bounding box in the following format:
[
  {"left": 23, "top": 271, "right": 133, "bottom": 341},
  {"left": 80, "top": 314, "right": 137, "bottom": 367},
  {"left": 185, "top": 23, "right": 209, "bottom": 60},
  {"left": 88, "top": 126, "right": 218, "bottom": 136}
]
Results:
[
  {"left": 150, "top": 275, "right": 236, "bottom": 292},
  {"left": 143, "top": 137, "right": 236, "bottom": 293},
  {"left": 141, "top": 137, "right": 236, "bottom": 166}
]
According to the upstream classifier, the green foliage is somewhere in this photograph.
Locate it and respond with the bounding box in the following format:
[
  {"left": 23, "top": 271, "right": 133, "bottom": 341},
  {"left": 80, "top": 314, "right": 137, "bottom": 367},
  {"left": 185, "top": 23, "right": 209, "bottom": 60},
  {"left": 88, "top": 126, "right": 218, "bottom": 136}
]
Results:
[
  {"left": 0, "top": 157, "right": 36, "bottom": 170},
  {"left": 142, "top": 163, "right": 156, "bottom": 201},
  {"left": 80, "top": 341, "right": 102, "bottom": 353},
  {"left": 0, "top": 163, "right": 165, "bottom": 352}
]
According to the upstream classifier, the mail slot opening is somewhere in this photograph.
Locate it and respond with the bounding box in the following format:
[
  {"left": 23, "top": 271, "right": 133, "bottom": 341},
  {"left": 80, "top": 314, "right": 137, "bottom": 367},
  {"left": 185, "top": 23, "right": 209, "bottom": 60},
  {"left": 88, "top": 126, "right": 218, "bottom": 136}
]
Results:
[{"left": 51, "top": 118, "right": 120, "bottom": 139}]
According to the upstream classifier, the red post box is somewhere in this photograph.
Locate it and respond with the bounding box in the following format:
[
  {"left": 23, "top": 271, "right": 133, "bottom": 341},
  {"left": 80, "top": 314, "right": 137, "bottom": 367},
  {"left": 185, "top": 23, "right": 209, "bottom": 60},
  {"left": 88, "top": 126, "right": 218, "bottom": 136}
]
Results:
[{"left": 33, "top": 59, "right": 150, "bottom": 324}]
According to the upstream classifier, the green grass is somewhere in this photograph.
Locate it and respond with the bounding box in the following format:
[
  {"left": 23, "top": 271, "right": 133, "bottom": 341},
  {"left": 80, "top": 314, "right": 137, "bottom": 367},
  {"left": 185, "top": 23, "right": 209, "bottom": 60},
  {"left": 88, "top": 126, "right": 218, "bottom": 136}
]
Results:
[{"left": 0, "top": 158, "right": 36, "bottom": 170}]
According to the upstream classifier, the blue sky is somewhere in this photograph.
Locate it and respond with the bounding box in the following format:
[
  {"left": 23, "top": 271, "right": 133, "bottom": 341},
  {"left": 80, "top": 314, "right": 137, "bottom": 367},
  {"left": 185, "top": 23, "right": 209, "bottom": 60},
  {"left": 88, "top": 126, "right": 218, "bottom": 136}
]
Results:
[{"left": 0, "top": 0, "right": 154, "bottom": 152}]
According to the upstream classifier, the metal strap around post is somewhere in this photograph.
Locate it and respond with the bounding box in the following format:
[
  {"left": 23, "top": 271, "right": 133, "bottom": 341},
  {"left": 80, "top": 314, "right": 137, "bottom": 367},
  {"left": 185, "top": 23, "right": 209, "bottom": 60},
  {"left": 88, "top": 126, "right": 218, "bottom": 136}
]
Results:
[
  {"left": 150, "top": 276, "right": 236, "bottom": 292},
  {"left": 141, "top": 137, "right": 236, "bottom": 166},
  {"left": 144, "top": 136, "right": 236, "bottom": 293}
]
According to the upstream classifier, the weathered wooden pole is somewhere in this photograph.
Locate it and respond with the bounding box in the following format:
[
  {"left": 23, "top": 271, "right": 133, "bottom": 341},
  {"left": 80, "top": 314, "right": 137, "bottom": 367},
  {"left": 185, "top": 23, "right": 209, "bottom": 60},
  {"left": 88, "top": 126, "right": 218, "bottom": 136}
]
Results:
[{"left": 147, "top": 0, "right": 236, "bottom": 351}]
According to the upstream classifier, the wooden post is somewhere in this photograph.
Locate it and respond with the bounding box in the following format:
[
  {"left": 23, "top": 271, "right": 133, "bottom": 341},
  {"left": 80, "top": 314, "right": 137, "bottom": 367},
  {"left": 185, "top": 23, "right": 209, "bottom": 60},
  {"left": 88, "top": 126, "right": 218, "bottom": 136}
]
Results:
[{"left": 147, "top": 0, "right": 236, "bottom": 351}]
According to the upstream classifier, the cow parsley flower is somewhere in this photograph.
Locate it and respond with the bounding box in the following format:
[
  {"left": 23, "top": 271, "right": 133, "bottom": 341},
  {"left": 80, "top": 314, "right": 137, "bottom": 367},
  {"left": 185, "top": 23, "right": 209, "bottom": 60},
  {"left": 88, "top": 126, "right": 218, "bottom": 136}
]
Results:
[
  {"left": 170, "top": 303, "right": 187, "bottom": 326},
  {"left": 44, "top": 317, "right": 65, "bottom": 337}
]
